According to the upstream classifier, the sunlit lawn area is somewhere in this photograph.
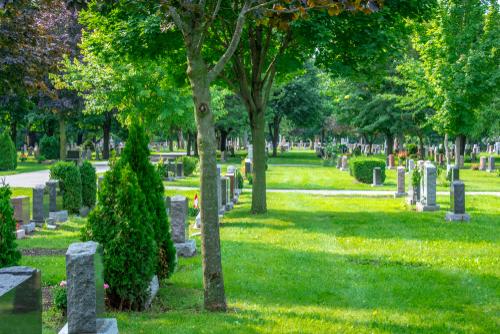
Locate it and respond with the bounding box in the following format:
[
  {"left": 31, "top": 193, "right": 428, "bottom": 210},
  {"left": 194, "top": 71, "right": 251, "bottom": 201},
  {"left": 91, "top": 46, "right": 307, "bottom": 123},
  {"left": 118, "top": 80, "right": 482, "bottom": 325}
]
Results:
[{"left": 19, "top": 190, "right": 499, "bottom": 333}]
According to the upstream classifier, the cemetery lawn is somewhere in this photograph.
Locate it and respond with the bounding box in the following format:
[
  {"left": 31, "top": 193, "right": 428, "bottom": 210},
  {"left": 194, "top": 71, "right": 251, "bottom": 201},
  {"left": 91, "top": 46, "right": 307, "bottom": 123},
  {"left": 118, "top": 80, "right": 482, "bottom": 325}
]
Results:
[
  {"left": 25, "top": 190, "right": 500, "bottom": 333},
  {"left": 268, "top": 150, "right": 323, "bottom": 165},
  {"left": 0, "top": 159, "right": 51, "bottom": 176}
]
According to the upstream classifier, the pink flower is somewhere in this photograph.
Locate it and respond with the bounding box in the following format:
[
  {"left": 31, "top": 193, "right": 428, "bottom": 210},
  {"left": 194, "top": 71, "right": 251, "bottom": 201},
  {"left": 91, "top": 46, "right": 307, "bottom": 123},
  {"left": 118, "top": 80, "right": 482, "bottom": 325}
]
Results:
[
  {"left": 104, "top": 284, "right": 109, "bottom": 289},
  {"left": 60, "top": 281, "right": 67, "bottom": 286}
]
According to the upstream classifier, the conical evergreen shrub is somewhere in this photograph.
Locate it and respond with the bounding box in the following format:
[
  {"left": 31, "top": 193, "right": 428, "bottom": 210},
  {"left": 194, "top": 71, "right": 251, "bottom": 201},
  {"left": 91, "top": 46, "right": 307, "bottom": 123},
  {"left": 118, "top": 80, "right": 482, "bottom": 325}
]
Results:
[
  {"left": 119, "top": 121, "right": 176, "bottom": 279},
  {"left": 80, "top": 161, "right": 97, "bottom": 208},
  {"left": 0, "top": 183, "right": 22, "bottom": 268},
  {"left": 0, "top": 129, "right": 17, "bottom": 171},
  {"left": 81, "top": 158, "right": 157, "bottom": 310}
]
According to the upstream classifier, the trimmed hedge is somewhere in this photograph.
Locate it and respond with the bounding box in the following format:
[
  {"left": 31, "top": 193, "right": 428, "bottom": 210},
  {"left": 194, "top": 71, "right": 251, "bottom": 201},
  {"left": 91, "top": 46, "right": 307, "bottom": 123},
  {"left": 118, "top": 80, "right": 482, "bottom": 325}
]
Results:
[
  {"left": 0, "top": 184, "right": 22, "bottom": 268},
  {"left": 81, "top": 159, "right": 157, "bottom": 310},
  {"left": 50, "top": 161, "right": 82, "bottom": 214},
  {"left": 39, "top": 134, "right": 60, "bottom": 160},
  {"left": 348, "top": 157, "right": 386, "bottom": 184},
  {"left": 80, "top": 161, "right": 97, "bottom": 208},
  {"left": 0, "top": 129, "right": 17, "bottom": 171}
]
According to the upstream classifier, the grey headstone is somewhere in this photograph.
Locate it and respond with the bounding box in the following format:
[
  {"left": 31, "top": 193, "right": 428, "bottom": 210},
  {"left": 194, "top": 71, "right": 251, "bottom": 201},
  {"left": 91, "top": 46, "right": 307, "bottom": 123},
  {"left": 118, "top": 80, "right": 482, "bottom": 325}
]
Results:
[
  {"left": 31, "top": 184, "right": 49, "bottom": 226},
  {"left": 10, "top": 196, "right": 30, "bottom": 225},
  {"left": 372, "top": 167, "right": 382, "bottom": 186},
  {"left": 221, "top": 177, "right": 228, "bottom": 206},
  {"left": 451, "top": 167, "right": 459, "bottom": 181},
  {"left": 0, "top": 266, "right": 42, "bottom": 334},
  {"left": 245, "top": 159, "right": 252, "bottom": 177},
  {"left": 486, "top": 156, "right": 496, "bottom": 173},
  {"left": 171, "top": 195, "right": 189, "bottom": 243},
  {"left": 395, "top": 167, "right": 407, "bottom": 197},
  {"left": 336, "top": 156, "right": 342, "bottom": 169},
  {"left": 450, "top": 180, "right": 465, "bottom": 214},
  {"left": 176, "top": 162, "right": 184, "bottom": 177}
]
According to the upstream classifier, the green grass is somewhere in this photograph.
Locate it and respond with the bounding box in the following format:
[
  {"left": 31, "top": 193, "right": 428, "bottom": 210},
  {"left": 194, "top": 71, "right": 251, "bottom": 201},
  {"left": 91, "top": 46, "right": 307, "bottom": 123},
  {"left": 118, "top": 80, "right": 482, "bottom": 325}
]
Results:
[
  {"left": 32, "top": 190, "right": 500, "bottom": 333},
  {"left": 268, "top": 150, "right": 322, "bottom": 165},
  {"left": 0, "top": 157, "right": 51, "bottom": 176}
]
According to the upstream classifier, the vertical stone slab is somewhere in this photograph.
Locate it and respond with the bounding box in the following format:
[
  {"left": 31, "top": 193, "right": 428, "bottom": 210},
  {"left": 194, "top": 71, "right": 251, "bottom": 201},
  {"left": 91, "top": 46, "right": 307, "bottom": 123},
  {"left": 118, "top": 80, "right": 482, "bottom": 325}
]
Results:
[
  {"left": 372, "top": 168, "right": 383, "bottom": 187},
  {"left": 221, "top": 177, "right": 228, "bottom": 206},
  {"left": 424, "top": 163, "right": 437, "bottom": 206},
  {"left": 408, "top": 159, "right": 414, "bottom": 172},
  {"left": 340, "top": 156, "right": 348, "bottom": 171},
  {"left": 65, "top": 241, "right": 105, "bottom": 334},
  {"left": 31, "top": 184, "right": 49, "bottom": 225},
  {"left": 217, "top": 165, "right": 222, "bottom": 210},
  {"left": 479, "top": 156, "right": 487, "bottom": 171},
  {"left": 171, "top": 195, "right": 188, "bottom": 243},
  {"left": 245, "top": 159, "right": 252, "bottom": 177},
  {"left": 395, "top": 167, "right": 407, "bottom": 197},
  {"left": 0, "top": 266, "right": 42, "bottom": 334},
  {"left": 10, "top": 196, "right": 30, "bottom": 225},
  {"left": 86, "top": 149, "right": 92, "bottom": 161},
  {"left": 46, "top": 180, "right": 57, "bottom": 212},
  {"left": 450, "top": 181, "right": 465, "bottom": 214},
  {"left": 170, "top": 160, "right": 176, "bottom": 177},
  {"left": 451, "top": 167, "right": 459, "bottom": 181},
  {"left": 336, "top": 156, "right": 342, "bottom": 169},
  {"left": 486, "top": 156, "right": 496, "bottom": 173},
  {"left": 176, "top": 162, "right": 184, "bottom": 178}
]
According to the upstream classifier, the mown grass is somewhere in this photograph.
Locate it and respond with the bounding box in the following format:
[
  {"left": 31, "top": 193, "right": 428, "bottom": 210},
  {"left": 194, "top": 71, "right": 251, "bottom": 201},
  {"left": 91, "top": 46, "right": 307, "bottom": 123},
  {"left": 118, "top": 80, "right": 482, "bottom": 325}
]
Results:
[
  {"left": 17, "top": 189, "right": 499, "bottom": 333},
  {"left": 268, "top": 150, "right": 322, "bottom": 165}
]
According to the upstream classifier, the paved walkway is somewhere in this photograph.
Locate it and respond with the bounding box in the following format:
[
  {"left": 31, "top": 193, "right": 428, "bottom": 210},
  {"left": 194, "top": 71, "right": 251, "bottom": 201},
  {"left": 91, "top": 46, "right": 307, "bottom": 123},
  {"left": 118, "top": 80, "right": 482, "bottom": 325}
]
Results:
[
  {"left": 164, "top": 186, "right": 500, "bottom": 196},
  {"left": 2, "top": 162, "right": 110, "bottom": 188}
]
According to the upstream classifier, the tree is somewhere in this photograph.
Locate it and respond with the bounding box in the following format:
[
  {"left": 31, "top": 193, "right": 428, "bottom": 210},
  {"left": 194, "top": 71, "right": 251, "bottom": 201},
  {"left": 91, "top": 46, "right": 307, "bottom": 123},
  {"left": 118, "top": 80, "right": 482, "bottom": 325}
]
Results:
[
  {"left": 214, "top": 94, "right": 248, "bottom": 152},
  {"left": 408, "top": 0, "right": 500, "bottom": 156},
  {"left": 0, "top": 182, "right": 22, "bottom": 269}
]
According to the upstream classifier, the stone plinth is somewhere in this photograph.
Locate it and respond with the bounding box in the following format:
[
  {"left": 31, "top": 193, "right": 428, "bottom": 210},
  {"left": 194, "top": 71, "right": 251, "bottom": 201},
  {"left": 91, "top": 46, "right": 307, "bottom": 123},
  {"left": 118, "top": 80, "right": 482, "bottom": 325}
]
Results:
[
  {"left": 447, "top": 180, "right": 469, "bottom": 222},
  {"left": 372, "top": 167, "right": 383, "bottom": 187},
  {"left": 394, "top": 167, "right": 407, "bottom": 197},
  {"left": 176, "top": 162, "right": 185, "bottom": 179},
  {"left": 0, "top": 266, "right": 42, "bottom": 334},
  {"left": 10, "top": 196, "right": 30, "bottom": 225},
  {"left": 486, "top": 156, "right": 495, "bottom": 173},
  {"left": 49, "top": 211, "right": 68, "bottom": 223},
  {"left": 31, "top": 184, "right": 49, "bottom": 226}
]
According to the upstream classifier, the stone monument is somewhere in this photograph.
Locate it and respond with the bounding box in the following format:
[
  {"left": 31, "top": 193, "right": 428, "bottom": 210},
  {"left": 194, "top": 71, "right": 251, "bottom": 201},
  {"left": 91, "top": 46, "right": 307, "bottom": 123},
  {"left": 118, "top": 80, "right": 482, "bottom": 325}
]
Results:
[
  {"left": 446, "top": 181, "right": 470, "bottom": 222},
  {"left": 416, "top": 163, "right": 440, "bottom": 212},
  {"left": 171, "top": 196, "right": 196, "bottom": 257},
  {"left": 394, "top": 167, "right": 407, "bottom": 197}
]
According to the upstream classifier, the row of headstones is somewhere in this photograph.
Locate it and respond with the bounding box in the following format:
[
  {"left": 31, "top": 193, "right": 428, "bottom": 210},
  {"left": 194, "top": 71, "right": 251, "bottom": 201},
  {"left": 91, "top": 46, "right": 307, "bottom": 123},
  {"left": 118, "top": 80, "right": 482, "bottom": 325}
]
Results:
[
  {"left": 20, "top": 143, "right": 39, "bottom": 157},
  {"left": 220, "top": 148, "right": 236, "bottom": 162},
  {"left": 0, "top": 241, "right": 120, "bottom": 334},
  {"left": 10, "top": 180, "right": 68, "bottom": 240},
  {"left": 161, "top": 161, "right": 185, "bottom": 181}
]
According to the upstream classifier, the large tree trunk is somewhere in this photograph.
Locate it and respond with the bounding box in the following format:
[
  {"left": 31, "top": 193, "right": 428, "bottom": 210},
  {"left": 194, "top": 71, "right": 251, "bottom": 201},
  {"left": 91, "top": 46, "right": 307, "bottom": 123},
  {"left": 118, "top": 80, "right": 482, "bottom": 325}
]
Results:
[
  {"left": 250, "top": 109, "right": 267, "bottom": 214},
  {"left": 455, "top": 134, "right": 464, "bottom": 165},
  {"left": 268, "top": 115, "right": 279, "bottom": 157},
  {"left": 220, "top": 130, "right": 228, "bottom": 152},
  {"left": 243, "top": 130, "right": 248, "bottom": 148},
  {"left": 444, "top": 134, "right": 450, "bottom": 164},
  {"left": 385, "top": 133, "right": 394, "bottom": 155},
  {"left": 418, "top": 129, "right": 424, "bottom": 160},
  {"left": 194, "top": 131, "right": 198, "bottom": 156},
  {"left": 77, "top": 132, "right": 83, "bottom": 146},
  {"left": 169, "top": 125, "right": 174, "bottom": 151},
  {"left": 186, "top": 130, "right": 192, "bottom": 157},
  {"left": 59, "top": 114, "right": 67, "bottom": 161},
  {"left": 10, "top": 121, "right": 17, "bottom": 149},
  {"left": 187, "top": 47, "right": 226, "bottom": 311}
]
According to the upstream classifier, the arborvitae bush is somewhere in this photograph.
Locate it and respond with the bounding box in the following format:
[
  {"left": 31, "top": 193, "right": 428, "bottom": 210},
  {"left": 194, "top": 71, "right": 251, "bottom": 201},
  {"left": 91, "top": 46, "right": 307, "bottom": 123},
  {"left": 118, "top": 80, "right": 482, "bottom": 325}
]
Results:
[
  {"left": 50, "top": 161, "right": 82, "bottom": 213},
  {"left": 348, "top": 157, "right": 386, "bottom": 184},
  {"left": 119, "top": 121, "right": 176, "bottom": 279},
  {"left": 80, "top": 161, "right": 97, "bottom": 208},
  {"left": 352, "top": 146, "right": 362, "bottom": 157},
  {"left": 175, "top": 156, "right": 198, "bottom": 176},
  {"left": 83, "top": 139, "right": 95, "bottom": 151},
  {"left": 81, "top": 159, "right": 157, "bottom": 310},
  {"left": 0, "top": 184, "right": 22, "bottom": 268},
  {"left": 0, "top": 129, "right": 17, "bottom": 171},
  {"left": 406, "top": 143, "right": 419, "bottom": 156},
  {"left": 39, "top": 134, "right": 60, "bottom": 160}
]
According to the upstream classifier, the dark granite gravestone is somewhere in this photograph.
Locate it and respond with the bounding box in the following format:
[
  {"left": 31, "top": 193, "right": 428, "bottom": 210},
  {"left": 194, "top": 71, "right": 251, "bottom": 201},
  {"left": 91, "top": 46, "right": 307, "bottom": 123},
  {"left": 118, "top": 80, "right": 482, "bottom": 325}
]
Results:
[
  {"left": 451, "top": 167, "right": 459, "bottom": 181},
  {"left": 176, "top": 162, "right": 184, "bottom": 179},
  {"left": 372, "top": 168, "right": 383, "bottom": 187},
  {"left": 170, "top": 196, "right": 195, "bottom": 257},
  {"left": 0, "top": 266, "right": 42, "bottom": 334},
  {"left": 58, "top": 242, "right": 118, "bottom": 334},
  {"left": 446, "top": 180, "right": 470, "bottom": 222},
  {"left": 31, "top": 184, "right": 50, "bottom": 226},
  {"left": 66, "top": 150, "right": 82, "bottom": 166}
]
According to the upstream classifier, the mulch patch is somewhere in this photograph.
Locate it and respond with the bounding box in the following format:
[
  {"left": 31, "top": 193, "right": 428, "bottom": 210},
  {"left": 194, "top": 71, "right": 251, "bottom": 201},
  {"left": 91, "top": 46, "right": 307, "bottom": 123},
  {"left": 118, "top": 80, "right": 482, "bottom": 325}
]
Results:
[
  {"left": 42, "top": 286, "right": 54, "bottom": 310},
  {"left": 21, "top": 248, "right": 67, "bottom": 257}
]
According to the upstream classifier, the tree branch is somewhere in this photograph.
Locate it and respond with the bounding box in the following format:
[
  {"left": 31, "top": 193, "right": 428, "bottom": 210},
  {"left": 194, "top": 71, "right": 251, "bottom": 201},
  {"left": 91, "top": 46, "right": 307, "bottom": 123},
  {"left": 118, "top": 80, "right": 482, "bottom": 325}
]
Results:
[
  {"left": 168, "top": 7, "right": 186, "bottom": 34},
  {"left": 219, "top": 71, "right": 245, "bottom": 102}
]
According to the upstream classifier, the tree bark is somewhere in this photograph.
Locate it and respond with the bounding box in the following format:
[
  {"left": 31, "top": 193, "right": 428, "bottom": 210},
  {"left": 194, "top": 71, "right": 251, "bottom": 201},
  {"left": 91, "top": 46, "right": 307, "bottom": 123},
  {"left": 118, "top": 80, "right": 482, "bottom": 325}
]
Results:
[
  {"left": 10, "top": 121, "right": 17, "bottom": 149},
  {"left": 385, "top": 133, "right": 394, "bottom": 155},
  {"left": 194, "top": 131, "right": 199, "bottom": 156},
  {"left": 59, "top": 114, "right": 67, "bottom": 161},
  {"left": 186, "top": 130, "right": 192, "bottom": 156},
  {"left": 169, "top": 125, "right": 174, "bottom": 151},
  {"left": 102, "top": 112, "right": 112, "bottom": 160},
  {"left": 250, "top": 109, "right": 267, "bottom": 214},
  {"left": 268, "top": 115, "right": 280, "bottom": 157},
  {"left": 417, "top": 129, "right": 424, "bottom": 160},
  {"left": 220, "top": 130, "right": 228, "bottom": 152},
  {"left": 77, "top": 132, "right": 83, "bottom": 146},
  {"left": 444, "top": 134, "right": 450, "bottom": 163}
]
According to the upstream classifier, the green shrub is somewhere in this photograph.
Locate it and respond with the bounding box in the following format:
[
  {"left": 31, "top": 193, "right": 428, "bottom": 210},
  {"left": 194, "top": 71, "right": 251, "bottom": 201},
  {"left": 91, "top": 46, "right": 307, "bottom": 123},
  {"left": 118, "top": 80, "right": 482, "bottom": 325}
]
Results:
[
  {"left": 438, "top": 147, "right": 445, "bottom": 154},
  {"left": 119, "top": 121, "right": 176, "bottom": 279},
  {"left": 247, "top": 174, "right": 253, "bottom": 185},
  {"left": 464, "top": 156, "right": 472, "bottom": 163},
  {"left": 83, "top": 139, "right": 95, "bottom": 151},
  {"left": 0, "top": 183, "right": 22, "bottom": 268},
  {"left": 81, "top": 159, "right": 157, "bottom": 310},
  {"left": 352, "top": 146, "right": 362, "bottom": 157},
  {"left": 406, "top": 143, "right": 419, "bottom": 155},
  {"left": 466, "top": 148, "right": 472, "bottom": 156},
  {"left": 39, "top": 134, "right": 60, "bottom": 160},
  {"left": 409, "top": 154, "right": 418, "bottom": 160},
  {"left": 36, "top": 155, "right": 46, "bottom": 164},
  {"left": 175, "top": 156, "right": 198, "bottom": 176},
  {"left": 50, "top": 161, "right": 82, "bottom": 214},
  {"left": 0, "top": 129, "right": 17, "bottom": 171},
  {"left": 236, "top": 169, "right": 244, "bottom": 189},
  {"left": 348, "top": 157, "right": 386, "bottom": 184},
  {"left": 411, "top": 167, "right": 422, "bottom": 187},
  {"left": 80, "top": 161, "right": 97, "bottom": 208}
]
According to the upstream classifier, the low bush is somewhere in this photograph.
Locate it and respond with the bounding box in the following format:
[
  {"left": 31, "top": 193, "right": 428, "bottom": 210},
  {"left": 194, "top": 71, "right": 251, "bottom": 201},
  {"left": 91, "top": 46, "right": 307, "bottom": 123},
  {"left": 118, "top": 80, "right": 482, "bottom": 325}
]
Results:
[
  {"left": 247, "top": 174, "right": 253, "bottom": 185},
  {"left": 466, "top": 148, "right": 472, "bottom": 156},
  {"left": 19, "top": 154, "right": 27, "bottom": 162},
  {"left": 410, "top": 154, "right": 419, "bottom": 160},
  {"left": 175, "top": 156, "right": 198, "bottom": 176},
  {"left": 406, "top": 143, "right": 419, "bottom": 156},
  {"left": 83, "top": 139, "right": 95, "bottom": 151},
  {"left": 50, "top": 161, "right": 82, "bottom": 214},
  {"left": 348, "top": 157, "right": 386, "bottom": 184},
  {"left": 0, "top": 129, "right": 17, "bottom": 171},
  {"left": 352, "top": 146, "right": 362, "bottom": 157},
  {"left": 464, "top": 156, "right": 472, "bottom": 163},
  {"left": 80, "top": 161, "right": 97, "bottom": 208},
  {"left": 0, "top": 183, "right": 22, "bottom": 268},
  {"left": 39, "top": 134, "right": 60, "bottom": 160},
  {"left": 37, "top": 155, "right": 46, "bottom": 164},
  {"left": 236, "top": 169, "right": 244, "bottom": 189}
]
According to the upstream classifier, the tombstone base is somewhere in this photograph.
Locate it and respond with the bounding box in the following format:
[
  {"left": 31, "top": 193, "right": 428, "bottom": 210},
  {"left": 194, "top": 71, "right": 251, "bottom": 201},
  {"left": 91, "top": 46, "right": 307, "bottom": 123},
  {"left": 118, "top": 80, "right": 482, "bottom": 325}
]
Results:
[
  {"left": 339, "top": 168, "right": 349, "bottom": 171},
  {"left": 231, "top": 197, "right": 239, "bottom": 204},
  {"left": 79, "top": 206, "right": 90, "bottom": 218},
  {"left": 225, "top": 202, "right": 234, "bottom": 211},
  {"left": 163, "top": 177, "right": 176, "bottom": 182},
  {"left": 193, "top": 213, "right": 201, "bottom": 230},
  {"left": 49, "top": 211, "right": 68, "bottom": 223},
  {"left": 479, "top": 168, "right": 487, "bottom": 171},
  {"left": 46, "top": 225, "right": 57, "bottom": 230},
  {"left": 394, "top": 192, "right": 408, "bottom": 198},
  {"left": 218, "top": 207, "right": 226, "bottom": 215},
  {"left": 405, "top": 197, "right": 418, "bottom": 205},
  {"left": 445, "top": 212, "right": 470, "bottom": 222},
  {"left": 174, "top": 239, "right": 196, "bottom": 258},
  {"left": 386, "top": 167, "right": 396, "bottom": 170},
  {"left": 416, "top": 203, "right": 441, "bottom": 212},
  {"left": 144, "top": 275, "right": 159, "bottom": 309},
  {"left": 22, "top": 222, "right": 37, "bottom": 232},
  {"left": 371, "top": 184, "right": 384, "bottom": 187},
  {"left": 14, "top": 229, "right": 25, "bottom": 239},
  {"left": 58, "top": 318, "right": 119, "bottom": 334},
  {"left": 486, "top": 169, "right": 496, "bottom": 173}
]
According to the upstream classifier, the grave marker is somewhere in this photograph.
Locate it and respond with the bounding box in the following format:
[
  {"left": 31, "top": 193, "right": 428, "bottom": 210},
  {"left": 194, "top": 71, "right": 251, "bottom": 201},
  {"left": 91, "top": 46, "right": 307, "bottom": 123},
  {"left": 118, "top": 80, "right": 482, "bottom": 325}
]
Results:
[
  {"left": 394, "top": 167, "right": 407, "bottom": 197},
  {"left": 446, "top": 181, "right": 470, "bottom": 222}
]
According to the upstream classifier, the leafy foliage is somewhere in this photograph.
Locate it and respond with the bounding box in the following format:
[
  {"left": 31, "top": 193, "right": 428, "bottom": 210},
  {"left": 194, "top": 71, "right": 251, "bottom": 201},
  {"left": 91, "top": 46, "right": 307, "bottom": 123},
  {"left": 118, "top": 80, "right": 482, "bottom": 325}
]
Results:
[
  {"left": 83, "top": 139, "right": 95, "bottom": 151},
  {"left": 175, "top": 156, "right": 198, "bottom": 177},
  {"left": 0, "top": 183, "right": 22, "bottom": 269},
  {"left": 36, "top": 155, "right": 46, "bottom": 164},
  {"left": 80, "top": 161, "right": 97, "bottom": 208},
  {"left": 119, "top": 121, "right": 176, "bottom": 279},
  {"left": 49, "top": 161, "right": 82, "bottom": 213},
  {"left": 352, "top": 147, "right": 362, "bottom": 157},
  {"left": 406, "top": 144, "right": 418, "bottom": 156},
  {"left": 81, "top": 159, "right": 157, "bottom": 310},
  {"left": 348, "top": 157, "right": 386, "bottom": 184},
  {"left": 0, "top": 129, "right": 17, "bottom": 171},
  {"left": 39, "top": 134, "right": 60, "bottom": 160}
]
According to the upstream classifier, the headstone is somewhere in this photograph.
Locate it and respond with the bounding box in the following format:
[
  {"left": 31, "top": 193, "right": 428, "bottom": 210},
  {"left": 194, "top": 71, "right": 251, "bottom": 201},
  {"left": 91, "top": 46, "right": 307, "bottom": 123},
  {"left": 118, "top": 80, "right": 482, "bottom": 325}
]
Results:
[
  {"left": 0, "top": 266, "right": 42, "bottom": 334},
  {"left": 471, "top": 152, "right": 476, "bottom": 163},
  {"left": 372, "top": 167, "right": 383, "bottom": 187},
  {"left": 30, "top": 184, "right": 49, "bottom": 227},
  {"left": 394, "top": 167, "right": 407, "bottom": 197},
  {"left": 245, "top": 159, "right": 252, "bottom": 177},
  {"left": 406, "top": 168, "right": 421, "bottom": 205},
  {"left": 176, "top": 162, "right": 185, "bottom": 179},
  {"left": 170, "top": 196, "right": 196, "bottom": 257},
  {"left": 47, "top": 180, "right": 68, "bottom": 223},
  {"left": 248, "top": 145, "right": 253, "bottom": 160},
  {"left": 408, "top": 159, "right": 415, "bottom": 172},
  {"left": 387, "top": 154, "right": 396, "bottom": 169},
  {"left": 156, "top": 144, "right": 160, "bottom": 152},
  {"left": 58, "top": 241, "right": 118, "bottom": 334},
  {"left": 479, "top": 156, "right": 487, "bottom": 171},
  {"left": 336, "top": 156, "right": 342, "bottom": 169},
  {"left": 416, "top": 163, "right": 440, "bottom": 212},
  {"left": 66, "top": 150, "right": 82, "bottom": 167},
  {"left": 217, "top": 165, "right": 224, "bottom": 215},
  {"left": 459, "top": 155, "right": 464, "bottom": 169},
  {"left": 486, "top": 156, "right": 496, "bottom": 173},
  {"left": 221, "top": 177, "right": 228, "bottom": 208},
  {"left": 170, "top": 160, "right": 176, "bottom": 177},
  {"left": 10, "top": 196, "right": 30, "bottom": 225},
  {"left": 28, "top": 147, "right": 33, "bottom": 156},
  {"left": 489, "top": 145, "right": 493, "bottom": 154},
  {"left": 86, "top": 149, "right": 92, "bottom": 161},
  {"left": 446, "top": 181, "right": 470, "bottom": 222},
  {"left": 340, "top": 156, "right": 348, "bottom": 171}
]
